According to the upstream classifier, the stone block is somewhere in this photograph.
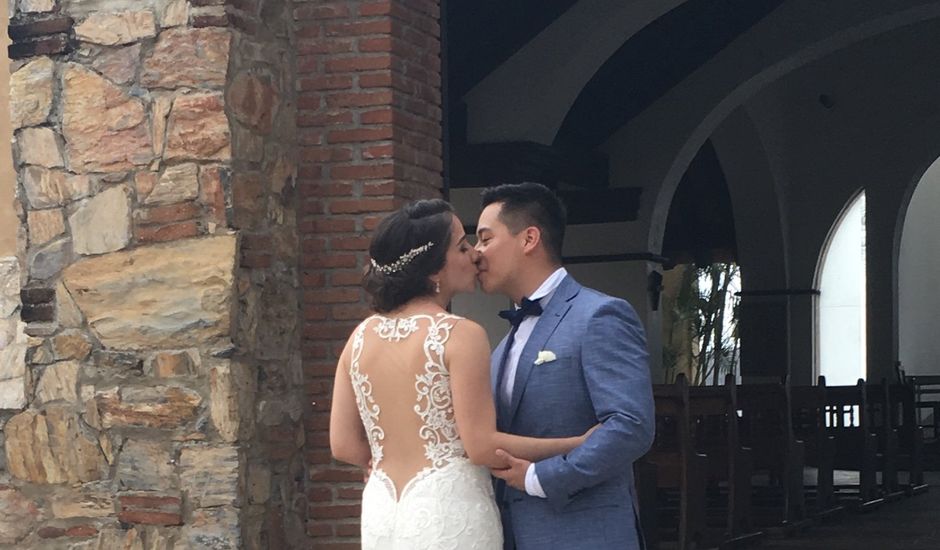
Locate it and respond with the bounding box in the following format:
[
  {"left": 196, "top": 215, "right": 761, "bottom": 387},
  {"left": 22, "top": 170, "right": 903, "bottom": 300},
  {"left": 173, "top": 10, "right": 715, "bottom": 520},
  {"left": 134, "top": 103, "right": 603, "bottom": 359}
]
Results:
[
  {"left": 142, "top": 27, "right": 230, "bottom": 89},
  {"left": 61, "top": 63, "right": 152, "bottom": 173},
  {"left": 179, "top": 444, "right": 242, "bottom": 508},
  {"left": 3, "top": 405, "right": 108, "bottom": 483},
  {"left": 228, "top": 72, "right": 278, "bottom": 135},
  {"left": 95, "top": 385, "right": 202, "bottom": 429},
  {"left": 210, "top": 360, "right": 256, "bottom": 442},
  {"left": 165, "top": 93, "right": 231, "bottom": 161},
  {"left": 49, "top": 482, "right": 115, "bottom": 518},
  {"left": 36, "top": 360, "right": 80, "bottom": 403},
  {"left": 144, "top": 163, "right": 199, "bottom": 205},
  {"left": 115, "top": 439, "right": 178, "bottom": 491},
  {"left": 51, "top": 329, "right": 94, "bottom": 361},
  {"left": 28, "top": 238, "right": 73, "bottom": 281},
  {"left": 0, "top": 486, "right": 40, "bottom": 545},
  {"left": 27, "top": 207, "right": 65, "bottom": 246},
  {"left": 61, "top": 235, "right": 236, "bottom": 351},
  {"left": 68, "top": 185, "right": 133, "bottom": 255},
  {"left": 16, "top": 127, "right": 64, "bottom": 168},
  {"left": 75, "top": 10, "right": 157, "bottom": 45},
  {"left": 22, "top": 166, "right": 94, "bottom": 208},
  {"left": 183, "top": 505, "right": 241, "bottom": 549},
  {"left": 146, "top": 350, "right": 197, "bottom": 378},
  {"left": 10, "top": 57, "right": 54, "bottom": 128}
]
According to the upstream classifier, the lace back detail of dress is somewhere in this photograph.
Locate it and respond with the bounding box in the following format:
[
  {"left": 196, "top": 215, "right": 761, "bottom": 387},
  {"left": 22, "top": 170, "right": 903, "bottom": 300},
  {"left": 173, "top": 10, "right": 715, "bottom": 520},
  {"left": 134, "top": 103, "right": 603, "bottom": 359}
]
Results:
[{"left": 349, "top": 313, "right": 467, "bottom": 479}]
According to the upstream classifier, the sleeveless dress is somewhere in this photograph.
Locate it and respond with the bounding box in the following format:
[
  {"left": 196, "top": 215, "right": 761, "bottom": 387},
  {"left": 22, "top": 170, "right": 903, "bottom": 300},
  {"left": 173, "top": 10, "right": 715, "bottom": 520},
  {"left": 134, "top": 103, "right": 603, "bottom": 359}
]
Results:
[{"left": 348, "top": 313, "right": 503, "bottom": 549}]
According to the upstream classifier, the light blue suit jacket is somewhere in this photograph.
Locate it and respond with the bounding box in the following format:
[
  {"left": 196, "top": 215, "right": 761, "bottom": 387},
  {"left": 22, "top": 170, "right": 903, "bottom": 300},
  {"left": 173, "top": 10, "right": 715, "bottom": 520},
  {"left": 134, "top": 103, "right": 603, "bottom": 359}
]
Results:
[{"left": 491, "top": 275, "right": 654, "bottom": 550}]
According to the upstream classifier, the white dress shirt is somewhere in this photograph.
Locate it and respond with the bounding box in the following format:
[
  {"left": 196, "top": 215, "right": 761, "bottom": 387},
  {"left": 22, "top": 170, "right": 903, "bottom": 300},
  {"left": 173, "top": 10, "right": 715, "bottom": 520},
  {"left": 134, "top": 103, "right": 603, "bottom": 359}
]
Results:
[{"left": 499, "top": 267, "right": 568, "bottom": 498}]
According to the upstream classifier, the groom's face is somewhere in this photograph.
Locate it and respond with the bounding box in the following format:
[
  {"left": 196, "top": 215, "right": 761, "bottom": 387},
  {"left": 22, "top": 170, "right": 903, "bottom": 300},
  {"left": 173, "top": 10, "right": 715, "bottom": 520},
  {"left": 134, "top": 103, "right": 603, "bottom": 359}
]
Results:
[{"left": 474, "top": 202, "right": 523, "bottom": 296}]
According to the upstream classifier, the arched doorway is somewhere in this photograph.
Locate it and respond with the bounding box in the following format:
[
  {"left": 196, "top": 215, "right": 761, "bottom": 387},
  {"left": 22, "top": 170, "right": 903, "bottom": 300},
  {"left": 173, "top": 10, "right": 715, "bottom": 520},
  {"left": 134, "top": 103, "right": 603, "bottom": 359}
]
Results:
[
  {"left": 817, "top": 191, "right": 866, "bottom": 384},
  {"left": 899, "top": 158, "right": 940, "bottom": 376}
]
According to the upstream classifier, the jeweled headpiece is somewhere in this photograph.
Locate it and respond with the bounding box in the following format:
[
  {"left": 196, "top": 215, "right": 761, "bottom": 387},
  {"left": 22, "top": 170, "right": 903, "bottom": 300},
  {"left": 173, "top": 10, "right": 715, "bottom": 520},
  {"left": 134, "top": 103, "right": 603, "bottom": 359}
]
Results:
[{"left": 370, "top": 241, "right": 435, "bottom": 274}]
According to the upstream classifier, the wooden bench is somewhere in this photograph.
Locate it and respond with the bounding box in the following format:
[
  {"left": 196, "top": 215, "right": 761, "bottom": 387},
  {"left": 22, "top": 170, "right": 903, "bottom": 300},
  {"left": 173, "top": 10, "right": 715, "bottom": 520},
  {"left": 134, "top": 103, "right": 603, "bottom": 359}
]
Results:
[
  {"left": 905, "top": 374, "right": 940, "bottom": 443},
  {"left": 637, "top": 374, "right": 708, "bottom": 550},
  {"left": 865, "top": 379, "right": 903, "bottom": 500},
  {"left": 688, "top": 376, "right": 759, "bottom": 546},
  {"left": 789, "top": 378, "right": 839, "bottom": 517},
  {"left": 887, "top": 381, "right": 929, "bottom": 495},
  {"left": 823, "top": 379, "right": 883, "bottom": 510},
  {"left": 737, "top": 381, "right": 808, "bottom": 532}
]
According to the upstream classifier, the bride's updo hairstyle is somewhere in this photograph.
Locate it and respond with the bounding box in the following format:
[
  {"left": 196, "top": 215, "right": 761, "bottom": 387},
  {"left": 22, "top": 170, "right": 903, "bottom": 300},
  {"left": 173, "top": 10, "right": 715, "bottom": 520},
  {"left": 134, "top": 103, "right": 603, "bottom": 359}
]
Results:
[{"left": 363, "top": 199, "right": 454, "bottom": 313}]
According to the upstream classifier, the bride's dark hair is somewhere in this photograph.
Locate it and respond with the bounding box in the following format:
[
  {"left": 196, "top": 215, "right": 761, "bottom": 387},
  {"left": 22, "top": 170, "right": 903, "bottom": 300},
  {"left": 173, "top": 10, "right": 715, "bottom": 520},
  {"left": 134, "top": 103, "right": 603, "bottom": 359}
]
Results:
[{"left": 363, "top": 199, "right": 454, "bottom": 312}]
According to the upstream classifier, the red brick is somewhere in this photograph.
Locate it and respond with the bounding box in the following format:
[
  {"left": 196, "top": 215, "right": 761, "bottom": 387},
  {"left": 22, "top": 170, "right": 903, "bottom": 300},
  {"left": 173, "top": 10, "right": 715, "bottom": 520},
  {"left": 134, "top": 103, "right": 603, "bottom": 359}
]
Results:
[
  {"left": 327, "top": 127, "right": 392, "bottom": 143},
  {"left": 358, "top": 73, "right": 393, "bottom": 89},
  {"left": 329, "top": 198, "right": 394, "bottom": 214},
  {"left": 117, "top": 510, "right": 183, "bottom": 526},
  {"left": 137, "top": 202, "right": 201, "bottom": 225},
  {"left": 298, "top": 74, "right": 353, "bottom": 91},
  {"left": 294, "top": 4, "right": 350, "bottom": 20},
  {"left": 358, "top": 37, "right": 393, "bottom": 52},
  {"left": 302, "top": 217, "right": 357, "bottom": 233},
  {"left": 360, "top": 110, "right": 393, "bottom": 126},
  {"left": 331, "top": 304, "right": 371, "bottom": 320},
  {"left": 304, "top": 288, "right": 360, "bottom": 304},
  {"left": 363, "top": 181, "right": 394, "bottom": 195},
  {"left": 331, "top": 269, "right": 365, "bottom": 286},
  {"left": 325, "top": 90, "right": 393, "bottom": 108},
  {"left": 330, "top": 236, "right": 370, "bottom": 251},
  {"left": 298, "top": 111, "right": 355, "bottom": 128},
  {"left": 324, "top": 20, "right": 392, "bottom": 37},
  {"left": 325, "top": 55, "right": 392, "bottom": 73},
  {"left": 310, "top": 504, "right": 361, "bottom": 519},
  {"left": 38, "top": 526, "right": 67, "bottom": 538},
  {"left": 359, "top": 2, "right": 391, "bottom": 16},
  {"left": 331, "top": 163, "right": 393, "bottom": 180},
  {"left": 66, "top": 525, "right": 98, "bottom": 538}
]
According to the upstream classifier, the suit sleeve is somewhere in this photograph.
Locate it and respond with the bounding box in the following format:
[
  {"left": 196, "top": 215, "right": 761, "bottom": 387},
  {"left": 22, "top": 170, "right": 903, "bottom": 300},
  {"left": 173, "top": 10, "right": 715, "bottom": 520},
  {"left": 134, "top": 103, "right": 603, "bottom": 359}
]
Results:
[{"left": 533, "top": 298, "right": 655, "bottom": 511}]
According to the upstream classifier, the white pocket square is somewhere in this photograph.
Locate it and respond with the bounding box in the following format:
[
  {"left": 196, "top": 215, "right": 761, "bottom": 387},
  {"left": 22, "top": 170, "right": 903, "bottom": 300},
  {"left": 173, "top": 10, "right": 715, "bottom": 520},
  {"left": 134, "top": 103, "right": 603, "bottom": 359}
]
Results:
[{"left": 534, "top": 350, "right": 557, "bottom": 365}]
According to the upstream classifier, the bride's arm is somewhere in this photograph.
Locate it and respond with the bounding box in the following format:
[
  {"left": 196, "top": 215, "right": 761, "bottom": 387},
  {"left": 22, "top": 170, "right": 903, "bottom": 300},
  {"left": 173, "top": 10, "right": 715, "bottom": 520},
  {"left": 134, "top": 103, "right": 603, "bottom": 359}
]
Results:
[
  {"left": 449, "top": 321, "right": 586, "bottom": 469},
  {"left": 329, "top": 335, "right": 372, "bottom": 469}
]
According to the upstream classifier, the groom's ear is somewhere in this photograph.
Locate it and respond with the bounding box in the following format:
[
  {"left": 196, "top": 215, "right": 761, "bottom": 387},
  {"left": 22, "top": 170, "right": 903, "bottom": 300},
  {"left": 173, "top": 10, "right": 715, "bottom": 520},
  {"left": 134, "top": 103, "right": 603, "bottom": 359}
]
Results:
[{"left": 521, "top": 226, "right": 542, "bottom": 254}]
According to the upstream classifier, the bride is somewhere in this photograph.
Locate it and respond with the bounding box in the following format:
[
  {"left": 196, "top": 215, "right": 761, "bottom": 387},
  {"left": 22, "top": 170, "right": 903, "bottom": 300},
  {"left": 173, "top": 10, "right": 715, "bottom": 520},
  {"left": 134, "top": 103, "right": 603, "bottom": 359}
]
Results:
[{"left": 330, "top": 199, "right": 589, "bottom": 549}]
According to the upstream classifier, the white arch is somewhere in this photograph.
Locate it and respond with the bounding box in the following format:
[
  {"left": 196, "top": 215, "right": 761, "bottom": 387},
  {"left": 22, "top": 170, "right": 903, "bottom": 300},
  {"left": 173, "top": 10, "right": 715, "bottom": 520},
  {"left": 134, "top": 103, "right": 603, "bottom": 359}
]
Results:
[
  {"left": 815, "top": 191, "right": 867, "bottom": 385},
  {"left": 601, "top": 0, "right": 940, "bottom": 252}
]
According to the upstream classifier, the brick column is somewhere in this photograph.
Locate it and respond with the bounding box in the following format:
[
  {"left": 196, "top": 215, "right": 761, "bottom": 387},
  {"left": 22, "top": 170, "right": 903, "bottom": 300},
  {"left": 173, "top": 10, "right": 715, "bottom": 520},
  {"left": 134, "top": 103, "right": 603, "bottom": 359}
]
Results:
[{"left": 293, "top": 0, "right": 443, "bottom": 543}]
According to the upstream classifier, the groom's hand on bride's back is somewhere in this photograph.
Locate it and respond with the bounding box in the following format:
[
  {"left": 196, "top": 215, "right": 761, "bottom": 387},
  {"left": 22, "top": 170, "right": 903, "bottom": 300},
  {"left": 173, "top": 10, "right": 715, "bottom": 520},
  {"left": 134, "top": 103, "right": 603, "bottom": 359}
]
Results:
[{"left": 490, "top": 449, "right": 529, "bottom": 491}]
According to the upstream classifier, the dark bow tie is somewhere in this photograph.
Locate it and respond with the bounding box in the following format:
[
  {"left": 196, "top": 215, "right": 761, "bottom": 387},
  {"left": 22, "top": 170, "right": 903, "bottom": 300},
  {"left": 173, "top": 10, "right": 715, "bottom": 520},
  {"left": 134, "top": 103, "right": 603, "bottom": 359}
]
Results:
[{"left": 498, "top": 297, "right": 543, "bottom": 328}]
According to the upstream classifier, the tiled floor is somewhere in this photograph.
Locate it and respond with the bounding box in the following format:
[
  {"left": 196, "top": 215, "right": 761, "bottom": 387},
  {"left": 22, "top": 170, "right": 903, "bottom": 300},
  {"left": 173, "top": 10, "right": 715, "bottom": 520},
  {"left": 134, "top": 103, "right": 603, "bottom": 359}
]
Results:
[{"left": 754, "top": 472, "right": 940, "bottom": 550}]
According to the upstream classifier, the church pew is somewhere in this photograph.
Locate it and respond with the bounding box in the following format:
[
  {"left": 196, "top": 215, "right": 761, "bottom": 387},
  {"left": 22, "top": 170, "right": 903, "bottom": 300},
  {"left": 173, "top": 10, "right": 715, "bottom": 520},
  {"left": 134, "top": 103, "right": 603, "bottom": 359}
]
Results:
[
  {"left": 887, "top": 382, "right": 928, "bottom": 494},
  {"left": 789, "top": 378, "right": 840, "bottom": 517},
  {"left": 688, "top": 376, "right": 762, "bottom": 547},
  {"left": 637, "top": 374, "right": 708, "bottom": 550},
  {"left": 865, "top": 379, "right": 904, "bottom": 501},
  {"left": 736, "top": 382, "right": 809, "bottom": 532},
  {"left": 823, "top": 379, "right": 883, "bottom": 510}
]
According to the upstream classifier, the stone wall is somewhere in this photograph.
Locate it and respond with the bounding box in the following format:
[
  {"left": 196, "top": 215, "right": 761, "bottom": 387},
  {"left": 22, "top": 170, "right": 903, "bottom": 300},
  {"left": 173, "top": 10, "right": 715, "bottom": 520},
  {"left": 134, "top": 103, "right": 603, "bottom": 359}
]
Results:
[
  {"left": 1, "top": 0, "right": 306, "bottom": 548},
  {"left": 293, "top": 0, "right": 443, "bottom": 543}
]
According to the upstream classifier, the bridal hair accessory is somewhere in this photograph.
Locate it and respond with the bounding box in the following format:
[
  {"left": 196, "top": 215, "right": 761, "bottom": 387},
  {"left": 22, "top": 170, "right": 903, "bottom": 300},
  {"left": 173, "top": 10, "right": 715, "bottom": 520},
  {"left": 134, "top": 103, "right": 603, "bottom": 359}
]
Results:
[{"left": 371, "top": 241, "right": 435, "bottom": 274}]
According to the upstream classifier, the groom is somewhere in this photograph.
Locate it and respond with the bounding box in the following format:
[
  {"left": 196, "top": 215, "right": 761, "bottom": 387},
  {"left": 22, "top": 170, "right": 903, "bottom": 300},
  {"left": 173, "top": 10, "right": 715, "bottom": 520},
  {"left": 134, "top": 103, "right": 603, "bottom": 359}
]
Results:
[{"left": 475, "top": 182, "right": 654, "bottom": 549}]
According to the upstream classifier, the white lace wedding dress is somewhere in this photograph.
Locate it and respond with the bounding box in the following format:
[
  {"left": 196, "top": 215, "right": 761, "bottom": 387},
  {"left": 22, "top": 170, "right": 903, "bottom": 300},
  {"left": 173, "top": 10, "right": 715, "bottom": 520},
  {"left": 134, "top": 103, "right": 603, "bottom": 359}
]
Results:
[{"left": 349, "top": 313, "right": 502, "bottom": 549}]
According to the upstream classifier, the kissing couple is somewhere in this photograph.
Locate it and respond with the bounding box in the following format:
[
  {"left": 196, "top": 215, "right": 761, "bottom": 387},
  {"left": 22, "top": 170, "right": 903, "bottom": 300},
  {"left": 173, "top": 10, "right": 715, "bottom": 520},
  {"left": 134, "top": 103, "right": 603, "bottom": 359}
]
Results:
[{"left": 330, "top": 182, "right": 654, "bottom": 549}]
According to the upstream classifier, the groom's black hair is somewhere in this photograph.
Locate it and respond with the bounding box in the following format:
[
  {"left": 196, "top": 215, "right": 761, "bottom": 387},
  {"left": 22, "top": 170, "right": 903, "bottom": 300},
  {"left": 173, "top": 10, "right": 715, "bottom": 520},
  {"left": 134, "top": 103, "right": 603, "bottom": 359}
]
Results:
[
  {"left": 481, "top": 182, "right": 566, "bottom": 264},
  {"left": 363, "top": 199, "right": 454, "bottom": 312}
]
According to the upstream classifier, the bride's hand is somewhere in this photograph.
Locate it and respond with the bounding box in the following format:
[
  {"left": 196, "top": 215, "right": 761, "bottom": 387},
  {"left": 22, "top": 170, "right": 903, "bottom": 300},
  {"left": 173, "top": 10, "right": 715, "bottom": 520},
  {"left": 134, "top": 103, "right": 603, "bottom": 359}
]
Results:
[{"left": 579, "top": 423, "right": 601, "bottom": 444}]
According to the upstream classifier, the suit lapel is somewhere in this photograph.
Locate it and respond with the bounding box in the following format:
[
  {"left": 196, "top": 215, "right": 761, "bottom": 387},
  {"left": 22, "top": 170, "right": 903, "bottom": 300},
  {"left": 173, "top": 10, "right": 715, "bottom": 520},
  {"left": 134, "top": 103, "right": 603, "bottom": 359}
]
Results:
[
  {"left": 491, "top": 335, "right": 508, "bottom": 395},
  {"left": 506, "top": 275, "right": 581, "bottom": 424}
]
